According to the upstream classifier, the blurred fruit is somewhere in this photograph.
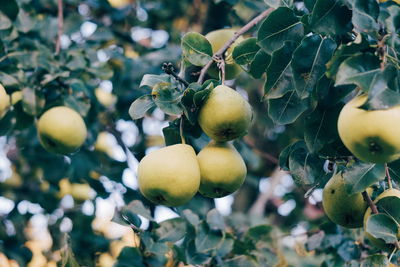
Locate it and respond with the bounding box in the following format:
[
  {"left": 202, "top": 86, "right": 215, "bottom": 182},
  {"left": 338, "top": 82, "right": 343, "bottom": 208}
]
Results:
[
  {"left": 108, "top": 0, "right": 132, "bottom": 9},
  {"left": 205, "top": 29, "right": 244, "bottom": 80},
  {"left": 3, "top": 167, "right": 22, "bottom": 188},
  {"left": 0, "top": 84, "right": 10, "bottom": 119},
  {"left": 198, "top": 85, "right": 252, "bottom": 142},
  {"left": 94, "top": 132, "right": 114, "bottom": 156},
  {"left": 363, "top": 188, "right": 400, "bottom": 249},
  {"left": 37, "top": 106, "right": 87, "bottom": 154},
  {"left": 138, "top": 144, "right": 200, "bottom": 206},
  {"left": 10, "top": 91, "right": 22, "bottom": 105},
  {"left": 338, "top": 94, "right": 400, "bottom": 163},
  {"left": 380, "top": 0, "right": 400, "bottom": 3},
  {"left": 57, "top": 178, "right": 93, "bottom": 201},
  {"left": 197, "top": 141, "right": 246, "bottom": 198},
  {"left": 95, "top": 88, "right": 117, "bottom": 108},
  {"left": 322, "top": 172, "right": 369, "bottom": 228},
  {"left": 98, "top": 253, "right": 115, "bottom": 267}
]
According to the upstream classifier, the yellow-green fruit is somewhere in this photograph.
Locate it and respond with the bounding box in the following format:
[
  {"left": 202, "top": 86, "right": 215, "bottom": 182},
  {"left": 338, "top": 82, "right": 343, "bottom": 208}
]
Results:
[
  {"left": 380, "top": 0, "right": 400, "bottom": 4},
  {"left": 198, "top": 85, "right": 252, "bottom": 141},
  {"left": 205, "top": 29, "right": 244, "bottom": 80},
  {"left": 338, "top": 95, "right": 400, "bottom": 163},
  {"left": 0, "top": 84, "right": 10, "bottom": 119},
  {"left": 37, "top": 106, "right": 87, "bottom": 155},
  {"left": 322, "top": 172, "right": 369, "bottom": 228},
  {"left": 363, "top": 188, "right": 400, "bottom": 249},
  {"left": 138, "top": 144, "right": 200, "bottom": 206},
  {"left": 197, "top": 141, "right": 246, "bottom": 198},
  {"left": 108, "top": 0, "right": 132, "bottom": 8}
]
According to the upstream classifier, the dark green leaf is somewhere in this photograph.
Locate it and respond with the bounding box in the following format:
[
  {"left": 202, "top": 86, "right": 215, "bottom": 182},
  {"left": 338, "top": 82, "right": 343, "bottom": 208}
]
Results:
[
  {"left": 195, "top": 223, "right": 224, "bottom": 253},
  {"left": 115, "top": 247, "right": 145, "bottom": 267},
  {"left": 361, "top": 254, "right": 389, "bottom": 267},
  {"left": 152, "top": 82, "right": 183, "bottom": 116},
  {"left": 366, "top": 213, "right": 399, "bottom": 244},
  {"left": 267, "top": 90, "right": 309, "bottom": 125},
  {"left": 351, "top": 0, "right": 380, "bottom": 37},
  {"left": 156, "top": 218, "right": 187, "bottom": 243},
  {"left": 257, "top": 7, "right": 304, "bottom": 53},
  {"left": 375, "top": 196, "right": 400, "bottom": 224},
  {"left": 248, "top": 50, "right": 271, "bottom": 79},
  {"left": 292, "top": 35, "right": 337, "bottom": 98},
  {"left": 232, "top": 38, "right": 260, "bottom": 67},
  {"left": 0, "top": 0, "right": 19, "bottom": 21}
]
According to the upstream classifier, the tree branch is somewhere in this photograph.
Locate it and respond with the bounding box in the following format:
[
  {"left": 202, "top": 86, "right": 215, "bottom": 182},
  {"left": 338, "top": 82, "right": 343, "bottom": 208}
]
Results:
[
  {"left": 162, "top": 63, "right": 189, "bottom": 87},
  {"left": 197, "top": 7, "right": 274, "bottom": 84},
  {"left": 362, "top": 191, "right": 378, "bottom": 214},
  {"left": 243, "top": 136, "right": 279, "bottom": 165},
  {"left": 385, "top": 163, "right": 393, "bottom": 189},
  {"left": 56, "top": 0, "right": 64, "bottom": 55}
]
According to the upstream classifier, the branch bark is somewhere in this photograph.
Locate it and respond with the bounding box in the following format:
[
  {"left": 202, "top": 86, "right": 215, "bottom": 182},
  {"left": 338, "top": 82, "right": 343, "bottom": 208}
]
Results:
[
  {"left": 197, "top": 7, "right": 274, "bottom": 84},
  {"left": 56, "top": 0, "right": 64, "bottom": 55},
  {"left": 362, "top": 191, "right": 378, "bottom": 214}
]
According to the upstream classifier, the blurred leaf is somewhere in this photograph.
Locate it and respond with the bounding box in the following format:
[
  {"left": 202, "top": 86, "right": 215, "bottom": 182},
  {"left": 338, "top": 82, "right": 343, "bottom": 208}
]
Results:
[
  {"left": 181, "top": 32, "right": 213, "bottom": 66},
  {"left": 139, "top": 74, "right": 172, "bottom": 89},
  {"left": 361, "top": 254, "right": 389, "bottom": 267},
  {"left": 257, "top": 7, "right": 304, "bottom": 53},
  {"left": 292, "top": 35, "right": 337, "bottom": 98},
  {"left": 337, "top": 240, "right": 361, "bottom": 262},
  {"left": 115, "top": 247, "right": 145, "bottom": 267},
  {"left": 129, "top": 95, "right": 155, "bottom": 120},
  {"left": 156, "top": 218, "right": 187, "bottom": 243},
  {"left": 351, "top": 0, "right": 380, "bottom": 37},
  {"left": 21, "top": 87, "right": 45, "bottom": 116},
  {"left": 264, "top": 0, "right": 293, "bottom": 8},
  {"left": 342, "top": 162, "right": 385, "bottom": 194},
  {"left": 125, "top": 200, "right": 153, "bottom": 221},
  {"left": 195, "top": 223, "right": 224, "bottom": 253},
  {"left": 206, "top": 209, "right": 225, "bottom": 231},
  {"left": 366, "top": 213, "right": 399, "bottom": 244},
  {"left": 0, "top": 0, "right": 19, "bottom": 21}
]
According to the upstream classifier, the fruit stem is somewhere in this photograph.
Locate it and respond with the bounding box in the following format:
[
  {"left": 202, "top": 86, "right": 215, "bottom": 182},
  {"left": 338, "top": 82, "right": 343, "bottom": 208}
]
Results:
[
  {"left": 197, "top": 7, "right": 275, "bottom": 84},
  {"left": 362, "top": 191, "right": 378, "bottom": 214},
  {"left": 180, "top": 116, "right": 186, "bottom": 144},
  {"left": 385, "top": 163, "right": 393, "bottom": 189},
  {"left": 55, "top": 0, "right": 64, "bottom": 55}
]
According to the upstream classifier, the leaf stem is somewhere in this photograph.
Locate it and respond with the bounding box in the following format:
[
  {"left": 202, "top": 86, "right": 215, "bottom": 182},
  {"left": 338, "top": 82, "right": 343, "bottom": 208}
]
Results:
[
  {"left": 180, "top": 116, "right": 186, "bottom": 144},
  {"left": 362, "top": 191, "right": 378, "bottom": 214},
  {"left": 385, "top": 163, "right": 393, "bottom": 189},
  {"left": 197, "top": 7, "right": 275, "bottom": 84},
  {"left": 56, "top": 0, "right": 64, "bottom": 55}
]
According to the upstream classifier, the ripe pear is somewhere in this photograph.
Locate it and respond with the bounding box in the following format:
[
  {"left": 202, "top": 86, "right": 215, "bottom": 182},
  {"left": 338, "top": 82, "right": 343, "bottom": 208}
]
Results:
[
  {"left": 197, "top": 141, "right": 246, "bottom": 198},
  {"left": 322, "top": 172, "right": 370, "bottom": 228},
  {"left": 363, "top": 188, "right": 400, "bottom": 250},
  {"left": 205, "top": 29, "right": 244, "bottom": 80},
  {"left": 108, "top": 0, "right": 132, "bottom": 8},
  {"left": 198, "top": 85, "right": 252, "bottom": 142},
  {"left": 37, "top": 106, "right": 87, "bottom": 155},
  {"left": 0, "top": 84, "right": 10, "bottom": 119},
  {"left": 137, "top": 144, "right": 200, "bottom": 206},
  {"left": 338, "top": 95, "right": 400, "bottom": 163}
]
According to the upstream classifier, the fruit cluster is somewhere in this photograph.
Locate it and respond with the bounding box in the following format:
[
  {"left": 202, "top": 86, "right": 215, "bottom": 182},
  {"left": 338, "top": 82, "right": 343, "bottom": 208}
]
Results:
[
  {"left": 322, "top": 93, "right": 400, "bottom": 249},
  {"left": 137, "top": 85, "right": 252, "bottom": 207}
]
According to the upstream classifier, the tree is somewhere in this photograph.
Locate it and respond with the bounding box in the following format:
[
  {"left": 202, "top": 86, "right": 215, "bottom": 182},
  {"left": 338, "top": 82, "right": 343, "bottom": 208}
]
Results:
[{"left": 0, "top": 0, "right": 399, "bottom": 266}]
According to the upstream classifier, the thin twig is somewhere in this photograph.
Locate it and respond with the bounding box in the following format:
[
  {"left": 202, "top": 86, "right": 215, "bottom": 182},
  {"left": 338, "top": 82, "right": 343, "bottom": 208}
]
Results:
[
  {"left": 162, "top": 63, "right": 189, "bottom": 87},
  {"left": 179, "top": 116, "right": 186, "bottom": 144},
  {"left": 362, "top": 191, "right": 378, "bottom": 214},
  {"left": 385, "top": 163, "right": 393, "bottom": 189},
  {"left": 197, "top": 7, "right": 274, "bottom": 84},
  {"left": 56, "top": 0, "right": 64, "bottom": 55}
]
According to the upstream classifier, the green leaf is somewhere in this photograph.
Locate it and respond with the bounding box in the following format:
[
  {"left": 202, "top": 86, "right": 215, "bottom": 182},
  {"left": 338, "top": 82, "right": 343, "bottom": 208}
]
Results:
[
  {"left": 375, "top": 196, "right": 400, "bottom": 224},
  {"left": 22, "top": 87, "right": 45, "bottom": 116},
  {"left": 248, "top": 50, "right": 271, "bottom": 79},
  {"left": 351, "top": 0, "right": 380, "bottom": 37},
  {"left": 361, "top": 254, "right": 389, "bottom": 267},
  {"left": 156, "top": 218, "right": 187, "bottom": 243},
  {"left": 279, "top": 141, "right": 305, "bottom": 171},
  {"left": 257, "top": 7, "right": 304, "bottom": 53},
  {"left": 292, "top": 35, "right": 336, "bottom": 98},
  {"left": 326, "top": 34, "right": 370, "bottom": 79},
  {"left": 0, "top": 0, "right": 19, "bottom": 21},
  {"left": 181, "top": 32, "right": 213, "bottom": 66},
  {"left": 206, "top": 209, "right": 225, "bottom": 231},
  {"left": 366, "top": 213, "right": 399, "bottom": 244},
  {"left": 304, "top": 104, "right": 342, "bottom": 154},
  {"left": 267, "top": 90, "right": 309, "bottom": 125},
  {"left": 315, "top": 76, "right": 355, "bottom": 108},
  {"left": 15, "top": 10, "right": 36, "bottom": 33},
  {"left": 264, "top": 0, "right": 293, "bottom": 8},
  {"left": 342, "top": 162, "right": 385, "bottom": 194},
  {"left": 288, "top": 141, "right": 328, "bottom": 185},
  {"left": 0, "top": 72, "right": 19, "bottom": 87},
  {"left": 195, "top": 222, "right": 224, "bottom": 253},
  {"left": 264, "top": 41, "right": 297, "bottom": 99},
  {"left": 112, "top": 209, "right": 142, "bottom": 228},
  {"left": 129, "top": 95, "right": 155, "bottom": 120},
  {"left": 232, "top": 38, "right": 260, "bottom": 68},
  {"left": 162, "top": 121, "right": 182, "bottom": 146},
  {"left": 152, "top": 82, "right": 183, "bottom": 116},
  {"left": 245, "top": 225, "right": 273, "bottom": 243},
  {"left": 139, "top": 74, "right": 172, "bottom": 89},
  {"left": 335, "top": 53, "right": 381, "bottom": 91},
  {"left": 309, "top": 0, "right": 352, "bottom": 35}
]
